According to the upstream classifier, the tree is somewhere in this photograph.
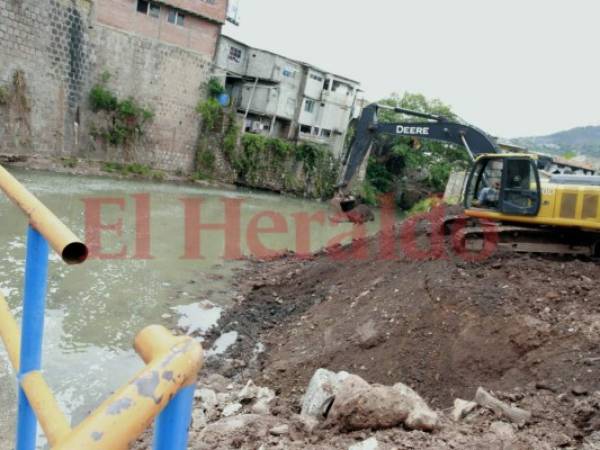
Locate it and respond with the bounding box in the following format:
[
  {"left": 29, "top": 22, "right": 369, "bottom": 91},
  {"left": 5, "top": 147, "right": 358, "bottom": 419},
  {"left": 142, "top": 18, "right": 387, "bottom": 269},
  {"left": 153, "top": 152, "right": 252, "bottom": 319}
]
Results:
[{"left": 365, "top": 92, "right": 471, "bottom": 206}]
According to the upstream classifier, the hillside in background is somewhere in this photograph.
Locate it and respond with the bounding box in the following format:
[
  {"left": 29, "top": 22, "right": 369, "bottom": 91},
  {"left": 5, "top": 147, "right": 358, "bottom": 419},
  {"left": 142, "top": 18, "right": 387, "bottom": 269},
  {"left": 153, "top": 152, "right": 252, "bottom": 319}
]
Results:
[{"left": 511, "top": 125, "right": 600, "bottom": 158}]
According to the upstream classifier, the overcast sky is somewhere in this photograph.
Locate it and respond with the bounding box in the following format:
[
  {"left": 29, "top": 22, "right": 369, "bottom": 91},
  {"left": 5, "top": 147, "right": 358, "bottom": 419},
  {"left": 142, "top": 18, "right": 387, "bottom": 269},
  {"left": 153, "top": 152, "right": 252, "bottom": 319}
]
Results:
[{"left": 224, "top": 0, "right": 600, "bottom": 138}]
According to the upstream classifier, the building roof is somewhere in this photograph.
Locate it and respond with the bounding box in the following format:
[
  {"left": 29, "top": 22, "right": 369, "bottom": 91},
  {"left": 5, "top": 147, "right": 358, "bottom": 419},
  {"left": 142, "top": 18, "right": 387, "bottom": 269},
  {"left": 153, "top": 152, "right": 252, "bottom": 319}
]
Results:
[{"left": 221, "top": 35, "right": 360, "bottom": 85}]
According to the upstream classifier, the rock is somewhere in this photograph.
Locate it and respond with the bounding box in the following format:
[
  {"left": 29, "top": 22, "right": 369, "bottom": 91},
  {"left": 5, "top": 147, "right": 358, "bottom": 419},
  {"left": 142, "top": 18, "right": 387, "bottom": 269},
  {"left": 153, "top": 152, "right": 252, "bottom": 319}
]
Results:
[
  {"left": 356, "top": 320, "right": 384, "bottom": 349},
  {"left": 301, "top": 368, "right": 350, "bottom": 419},
  {"left": 346, "top": 204, "right": 375, "bottom": 224},
  {"left": 573, "top": 385, "right": 589, "bottom": 396},
  {"left": 195, "top": 388, "right": 219, "bottom": 420},
  {"left": 393, "top": 383, "right": 439, "bottom": 431},
  {"left": 349, "top": 437, "right": 379, "bottom": 450},
  {"left": 238, "top": 380, "right": 259, "bottom": 402},
  {"left": 583, "top": 431, "right": 600, "bottom": 450},
  {"left": 191, "top": 408, "right": 208, "bottom": 429},
  {"left": 202, "top": 373, "right": 231, "bottom": 393},
  {"left": 269, "top": 424, "right": 289, "bottom": 436},
  {"left": 251, "top": 398, "right": 271, "bottom": 415},
  {"left": 222, "top": 402, "right": 242, "bottom": 417},
  {"left": 535, "top": 381, "right": 557, "bottom": 393},
  {"left": 329, "top": 376, "right": 438, "bottom": 432},
  {"left": 475, "top": 387, "right": 531, "bottom": 425},
  {"left": 545, "top": 291, "right": 560, "bottom": 300},
  {"left": 451, "top": 398, "right": 478, "bottom": 421},
  {"left": 293, "top": 414, "right": 320, "bottom": 433},
  {"left": 194, "top": 414, "right": 280, "bottom": 449},
  {"left": 237, "top": 379, "right": 275, "bottom": 414},
  {"left": 490, "top": 421, "right": 515, "bottom": 441}
]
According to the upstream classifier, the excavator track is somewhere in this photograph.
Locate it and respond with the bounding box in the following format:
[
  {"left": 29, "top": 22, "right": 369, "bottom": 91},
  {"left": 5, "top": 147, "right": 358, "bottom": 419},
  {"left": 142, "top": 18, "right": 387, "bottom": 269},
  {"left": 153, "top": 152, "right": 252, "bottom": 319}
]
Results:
[{"left": 445, "top": 217, "right": 600, "bottom": 257}]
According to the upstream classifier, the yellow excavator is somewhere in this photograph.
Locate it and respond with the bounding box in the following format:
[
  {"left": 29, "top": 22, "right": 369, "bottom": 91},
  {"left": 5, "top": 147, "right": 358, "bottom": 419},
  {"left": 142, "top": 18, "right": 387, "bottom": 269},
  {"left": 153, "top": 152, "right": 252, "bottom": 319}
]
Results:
[{"left": 337, "top": 104, "right": 600, "bottom": 255}]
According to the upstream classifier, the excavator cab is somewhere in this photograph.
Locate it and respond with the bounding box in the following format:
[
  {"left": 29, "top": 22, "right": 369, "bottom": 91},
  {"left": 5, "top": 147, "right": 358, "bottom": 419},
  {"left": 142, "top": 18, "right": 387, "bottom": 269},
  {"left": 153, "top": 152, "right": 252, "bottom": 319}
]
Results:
[{"left": 465, "top": 155, "right": 541, "bottom": 216}]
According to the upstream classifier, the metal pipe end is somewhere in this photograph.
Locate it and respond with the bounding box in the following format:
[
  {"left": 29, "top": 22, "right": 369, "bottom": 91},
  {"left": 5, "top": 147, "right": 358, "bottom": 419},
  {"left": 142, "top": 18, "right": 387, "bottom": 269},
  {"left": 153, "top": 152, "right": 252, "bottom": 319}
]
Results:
[{"left": 61, "top": 242, "right": 88, "bottom": 265}]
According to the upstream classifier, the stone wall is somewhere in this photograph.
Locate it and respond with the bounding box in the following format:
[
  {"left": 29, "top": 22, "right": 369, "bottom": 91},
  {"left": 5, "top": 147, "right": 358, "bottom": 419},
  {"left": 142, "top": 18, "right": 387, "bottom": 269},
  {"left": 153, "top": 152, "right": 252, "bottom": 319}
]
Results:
[{"left": 0, "top": 0, "right": 215, "bottom": 172}]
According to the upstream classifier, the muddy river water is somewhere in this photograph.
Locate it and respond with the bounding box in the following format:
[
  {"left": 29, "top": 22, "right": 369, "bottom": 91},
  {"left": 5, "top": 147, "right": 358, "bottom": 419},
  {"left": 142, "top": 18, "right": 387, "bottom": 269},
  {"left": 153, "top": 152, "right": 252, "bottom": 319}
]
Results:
[{"left": 0, "top": 169, "right": 381, "bottom": 448}]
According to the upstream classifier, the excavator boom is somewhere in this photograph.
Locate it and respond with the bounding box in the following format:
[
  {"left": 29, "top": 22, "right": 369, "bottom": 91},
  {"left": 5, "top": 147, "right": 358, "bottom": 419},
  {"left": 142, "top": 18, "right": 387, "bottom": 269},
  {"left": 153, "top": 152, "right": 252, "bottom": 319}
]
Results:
[{"left": 339, "top": 103, "right": 499, "bottom": 188}]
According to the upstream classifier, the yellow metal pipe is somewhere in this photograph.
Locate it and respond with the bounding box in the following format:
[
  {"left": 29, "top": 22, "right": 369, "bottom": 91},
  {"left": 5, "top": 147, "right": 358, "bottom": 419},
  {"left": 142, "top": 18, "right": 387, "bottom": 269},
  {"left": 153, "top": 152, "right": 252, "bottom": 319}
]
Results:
[
  {"left": 52, "top": 326, "right": 203, "bottom": 450},
  {"left": 0, "top": 292, "right": 21, "bottom": 370},
  {"left": 0, "top": 293, "right": 72, "bottom": 444},
  {"left": 21, "top": 372, "right": 72, "bottom": 446},
  {"left": 0, "top": 164, "right": 88, "bottom": 264}
]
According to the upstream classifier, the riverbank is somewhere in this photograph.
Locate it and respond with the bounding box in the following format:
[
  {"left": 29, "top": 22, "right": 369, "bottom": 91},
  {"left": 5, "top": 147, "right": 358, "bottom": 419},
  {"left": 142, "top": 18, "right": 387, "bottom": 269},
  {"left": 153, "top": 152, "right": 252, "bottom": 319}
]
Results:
[
  {"left": 151, "top": 215, "right": 600, "bottom": 449},
  {"left": 0, "top": 153, "right": 237, "bottom": 191}
]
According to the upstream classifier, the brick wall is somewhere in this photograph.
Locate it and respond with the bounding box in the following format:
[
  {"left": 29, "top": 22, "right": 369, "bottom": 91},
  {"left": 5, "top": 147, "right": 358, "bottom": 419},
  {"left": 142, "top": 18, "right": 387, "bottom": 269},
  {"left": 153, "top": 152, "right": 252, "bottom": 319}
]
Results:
[
  {"left": 0, "top": 0, "right": 217, "bottom": 172},
  {"left": 96, "top": 0, "right": 222, "bottom": 57}
]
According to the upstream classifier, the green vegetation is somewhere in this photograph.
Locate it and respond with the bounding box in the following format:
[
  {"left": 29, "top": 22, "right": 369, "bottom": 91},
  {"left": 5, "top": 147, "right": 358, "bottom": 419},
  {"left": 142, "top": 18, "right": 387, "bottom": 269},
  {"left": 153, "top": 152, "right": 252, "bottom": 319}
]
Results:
[
  {"left": 360, "top": 180, "right": 379, "bottom": 206},
  {"left": 101, "top": 162, "right": 164, "bottom": 180},
  {"left": 513, "top": 126, "right": 600, "bottom": 159},
  {"left": 561, "top": 150, "right": 577, "bottom": 160},
  {"left": 207, "top": 77, "right": 226, "bottom": 98},
  {"left": 89, "top": 74, "right": 154, "bottom": 146},
  {"left": 61, "top": 156, "right": 78, "bottom": 168},
  {"left": 0, "top": 85, "right": 8, "bottom": 106},
  {"left": 194, "top": 78, "right": 338, "bottom": 198},
  {"left": 364, "top": 92, "right": 470, "bottom": 207},
  {"left": 197, "top": 98, "right": 222, "bottom": 132}
]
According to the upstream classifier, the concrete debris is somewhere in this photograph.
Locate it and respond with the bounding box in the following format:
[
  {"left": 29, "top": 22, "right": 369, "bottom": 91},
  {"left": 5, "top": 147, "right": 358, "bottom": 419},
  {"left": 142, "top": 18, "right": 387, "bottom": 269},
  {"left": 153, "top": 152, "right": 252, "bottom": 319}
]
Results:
[
  {"left": 251, "top": 398, "right": 272, "bottom": 415},
  {"left": 222, "top": 402, "right": 242, "bottom": 417},
  {"left": 301, "top": 368, "right": 350, "bottom": 419},
  {"left": 195, "top": 388, "right": 219, "bottom": 420},
  {"left": 475, "top": 387, "right": 531, "bottom": 425},
  {"left": 193, "top": 414, "right": 281, "bottom": 449},
  {"left": 451, "top": 398, "right": 478, "bottom": 421},
  {"left": 583, "top": 431, "right": 600, "bottom": 450},
  {"left": 489, "top": 421, "right": 516, "bottom": 441},
  {"left": 269, "top": 424, "right": 289, "bottom": 436},
  {"left": 328, "top": 374, "right": 438, "bottom": 432},
  {"left": 348, "top": 437, "right": 379, "bottom": 450},
  {"left": 238, "top": 379, "right": 275, "bottom": 403},
  {"left": 393, "top": 382, "right": 439, "bottom": 431}
]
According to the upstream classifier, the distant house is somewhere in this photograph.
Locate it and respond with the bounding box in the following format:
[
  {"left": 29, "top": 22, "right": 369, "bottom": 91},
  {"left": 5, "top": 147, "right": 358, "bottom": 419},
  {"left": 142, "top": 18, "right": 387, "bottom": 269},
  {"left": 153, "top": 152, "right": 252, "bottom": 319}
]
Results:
[
  {"left": 95, "top": 0, "right": 229, "bottom": 58},
  {"left": 214, "top": 35, "right": 361, "bottom": 158}
]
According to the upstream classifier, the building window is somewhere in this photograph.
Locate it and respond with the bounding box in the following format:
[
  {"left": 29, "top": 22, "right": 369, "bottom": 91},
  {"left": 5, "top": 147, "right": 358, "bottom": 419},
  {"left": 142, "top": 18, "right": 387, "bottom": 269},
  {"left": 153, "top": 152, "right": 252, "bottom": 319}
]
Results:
[
  {"left": 321, "top": 129, "right": 332, "bottom": 138},
  {"left": 149, "top": 2, "right": 160, "bottom": 18},
  {"left": 310, "top": 73, "right": 323, "bottom": 82},
  {"left": 313, "top": 127, "right": 320, "bottom": 136},
  {"left": 300, "top": 125, "right": 311, "bottom": 134},
  {"left": 168, "top": 8, "right": 185, "bottom": 26},
  {"left": 137, "top": 0, "right": 160, "bottom": 17},
  {"left": 229, "top": 46, "right": 242, "bottom": 63},
  {"left": 323, "top": 79, "right": 330, "bottom": 91},
  {"left": 137, "top": 0, "right": 148, "bottom": 13},
  {"left": 282, "top": 68, "right": 296, "bottom": 78},
  {"left": 137, "top": 0, "right": 160, "bottom": 18},
  {"left": 304, "top": 99, "right": 315, "bottom": 113}
]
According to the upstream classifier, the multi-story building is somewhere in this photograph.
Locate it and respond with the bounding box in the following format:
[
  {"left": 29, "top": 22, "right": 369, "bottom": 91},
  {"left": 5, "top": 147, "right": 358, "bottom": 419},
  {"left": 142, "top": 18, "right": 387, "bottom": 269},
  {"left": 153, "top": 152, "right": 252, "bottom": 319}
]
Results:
[
  {"left": 215, "top": 35, "right": 361, "bottom": 158},
  {"left": 95, "top": 0, "right": 229, "bottom": 58}
]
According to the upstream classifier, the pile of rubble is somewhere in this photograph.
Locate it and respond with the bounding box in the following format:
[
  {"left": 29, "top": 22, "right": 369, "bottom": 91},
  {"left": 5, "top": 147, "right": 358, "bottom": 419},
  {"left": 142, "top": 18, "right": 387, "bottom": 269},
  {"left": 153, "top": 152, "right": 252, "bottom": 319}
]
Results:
[{"left": 136, "top": 367, "right": 600, "bottom": 450}]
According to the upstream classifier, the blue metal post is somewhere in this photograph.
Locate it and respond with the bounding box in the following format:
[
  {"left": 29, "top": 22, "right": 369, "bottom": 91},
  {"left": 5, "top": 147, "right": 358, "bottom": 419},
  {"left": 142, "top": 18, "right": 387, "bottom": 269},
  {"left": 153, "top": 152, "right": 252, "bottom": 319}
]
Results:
[
  {"left": 153, "top": 384, "right": 195, "bottom": 450},
  {"left": 15, "top": 226, "right": 49, "bottom": 450}
]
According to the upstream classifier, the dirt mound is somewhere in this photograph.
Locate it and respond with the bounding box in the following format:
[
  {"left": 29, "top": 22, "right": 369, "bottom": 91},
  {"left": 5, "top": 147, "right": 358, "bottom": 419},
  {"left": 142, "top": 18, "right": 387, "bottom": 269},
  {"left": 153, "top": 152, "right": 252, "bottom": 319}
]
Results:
[
  {"left": 200, "top": 214, "right": 600, "bottom": 447},
  {"left": 214, "top": 244, "right": 600, "bottom": 406}
]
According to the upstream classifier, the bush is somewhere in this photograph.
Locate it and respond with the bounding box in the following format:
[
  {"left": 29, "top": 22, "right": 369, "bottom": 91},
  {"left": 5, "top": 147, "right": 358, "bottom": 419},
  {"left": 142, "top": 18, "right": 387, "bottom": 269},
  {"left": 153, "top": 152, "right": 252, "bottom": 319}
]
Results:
[
  {"left": 89, "top": 84, "right": 118, "bottom": 112},
  {"left": 89, "top": 77, "right": 153, "bottom": 146},
  {"left": 0, "top": 86, "right": 8, "bottom": 105},
  {"left": 197, "top": 98, "right": 222, "bottom": 131},
  {"left": 206, "top": 77, "right": 226, "bottom": 98}
]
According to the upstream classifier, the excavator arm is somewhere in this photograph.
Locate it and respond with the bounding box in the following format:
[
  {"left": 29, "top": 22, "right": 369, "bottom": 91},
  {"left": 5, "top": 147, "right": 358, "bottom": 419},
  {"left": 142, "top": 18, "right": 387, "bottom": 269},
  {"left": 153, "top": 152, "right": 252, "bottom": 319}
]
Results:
[{"left": 338, "top": 103, "right": 499, "bottom": 189}]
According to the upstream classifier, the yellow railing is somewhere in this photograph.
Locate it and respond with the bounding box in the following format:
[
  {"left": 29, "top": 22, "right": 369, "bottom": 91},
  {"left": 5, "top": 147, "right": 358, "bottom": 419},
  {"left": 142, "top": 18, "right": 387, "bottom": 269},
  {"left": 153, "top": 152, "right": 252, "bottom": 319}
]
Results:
[{"left": 0, "top": 164, "right": 203, "bottom": 450}]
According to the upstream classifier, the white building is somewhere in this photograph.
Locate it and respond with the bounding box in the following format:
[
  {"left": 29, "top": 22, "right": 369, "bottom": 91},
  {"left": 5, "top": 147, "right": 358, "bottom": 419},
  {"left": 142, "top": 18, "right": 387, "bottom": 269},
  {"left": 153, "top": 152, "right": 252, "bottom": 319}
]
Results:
[{"left": 214, "top": 35, "right": 361, "bottom": 157}]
